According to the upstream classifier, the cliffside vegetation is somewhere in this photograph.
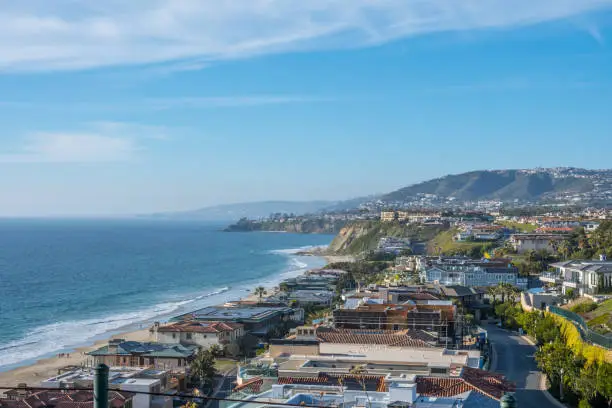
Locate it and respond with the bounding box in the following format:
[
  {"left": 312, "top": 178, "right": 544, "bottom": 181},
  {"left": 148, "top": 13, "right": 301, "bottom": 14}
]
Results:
[
  {"left": 327, "top": 220, "right": 446, "bottom": 254},
  {"left": 224, "top": 217, "right": 346, "bottom": 234}
]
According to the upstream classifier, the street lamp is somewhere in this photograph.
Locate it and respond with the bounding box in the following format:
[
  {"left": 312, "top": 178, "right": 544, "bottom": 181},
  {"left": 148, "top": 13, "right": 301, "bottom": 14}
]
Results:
[{"left": 559, "top": 367, "right": 564, "bottom": 401}]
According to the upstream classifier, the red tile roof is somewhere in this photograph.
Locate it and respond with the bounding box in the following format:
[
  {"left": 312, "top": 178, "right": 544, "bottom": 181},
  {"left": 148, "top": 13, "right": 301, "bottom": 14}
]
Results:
[
  {"left": 157, "top": 321, "right": 243, "bottom": 333},
  {"left": 0, "top": 391, "right": 132, "bottom": 408},
  {"left": 416, "top": 367, "right": 514, "bottom": 400},
  {"left": 278, "top": 374, "right": 386, "bottom": 392},
  {"left": 404, "top": 293, "right": 440, "bottom": 301},
  {"left": 316, "top": 328, "right": 434, "bottom": 348},
  {"left": 233, "top": 377, "right": 263, "bottom": 393}
]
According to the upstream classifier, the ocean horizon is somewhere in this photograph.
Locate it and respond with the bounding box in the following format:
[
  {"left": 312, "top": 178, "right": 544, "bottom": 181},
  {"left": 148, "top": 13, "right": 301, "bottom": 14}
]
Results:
[{"left": 0, "top": 219, "right": 332, "bottom": 372}]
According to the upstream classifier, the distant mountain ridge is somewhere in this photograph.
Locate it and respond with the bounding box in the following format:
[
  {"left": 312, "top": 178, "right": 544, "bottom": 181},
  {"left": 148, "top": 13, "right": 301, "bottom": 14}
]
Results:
[
  {"left": 149, "top": 200, "right": 336, "bottom": 221},
  {"left": 381, "top": 167, "right": 612, "bottom": 202}
]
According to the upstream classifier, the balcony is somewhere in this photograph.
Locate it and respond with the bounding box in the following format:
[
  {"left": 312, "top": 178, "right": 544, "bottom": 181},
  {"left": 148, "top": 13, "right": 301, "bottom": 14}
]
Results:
[{"left": 539, "top": 273, "right": 561, "bottom": 284}]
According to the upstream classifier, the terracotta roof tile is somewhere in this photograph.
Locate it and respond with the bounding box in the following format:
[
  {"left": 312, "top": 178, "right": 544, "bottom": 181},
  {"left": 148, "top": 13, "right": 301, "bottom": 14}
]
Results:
[
  {"left": 416, "top": 367, "right": 514, "bottom": 401},
  {"left": 157, "top": 321, "right": 243, "bottom": 333},
  {"left": 316, "top": 328, "right": 434, "bottom": 348}
]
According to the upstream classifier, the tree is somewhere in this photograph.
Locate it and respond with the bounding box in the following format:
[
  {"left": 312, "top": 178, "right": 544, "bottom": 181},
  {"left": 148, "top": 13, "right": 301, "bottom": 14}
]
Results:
[
  {"left": 579, "top": 399, "right": 592, "bottom": 408},
  {"left": 254, "top": 286, "right": 267, "bottom": 303},
  {"left": 279, "top": 282, "right": 289, "bottom": 293},
  {"left": 208, "top": 344, "right": 222, "bottom": 357},
  {"left": 487, "top": 285, "right": 500, "bottom": 303},
  {"left": 596, "top": 363, "right": 612, "bottom": 408},
  {"left": 190, "top": 349, "right": 217, "bottom": 388},
  {"left": 574, "top": 364, "right": 598, "bottom": 403},
  {"left": 497, "top": 282, "right": 519, "bottom": 303},
  {"left": 495, "top": 302, "right": 520, "bottom": 329},
  {"left": 349, "top": 365, "right": 371, "bottom": 408}
]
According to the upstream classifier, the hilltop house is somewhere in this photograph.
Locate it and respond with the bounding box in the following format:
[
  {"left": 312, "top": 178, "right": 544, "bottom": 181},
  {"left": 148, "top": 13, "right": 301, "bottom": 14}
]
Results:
[
  {"left": 422, "top": 257, "right": 524, "bottom": 289},
  {"left": 542, "top": 258, "right": 612, "bottom": 296},
  {"left": 509, "top": 233, "right": 567, "bottom": 253}
]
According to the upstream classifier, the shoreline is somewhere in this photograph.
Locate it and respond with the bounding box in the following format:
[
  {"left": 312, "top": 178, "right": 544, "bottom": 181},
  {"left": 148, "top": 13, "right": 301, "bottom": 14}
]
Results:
[{"left": 0, "top": 246, "right": 334, "bottom": 387}]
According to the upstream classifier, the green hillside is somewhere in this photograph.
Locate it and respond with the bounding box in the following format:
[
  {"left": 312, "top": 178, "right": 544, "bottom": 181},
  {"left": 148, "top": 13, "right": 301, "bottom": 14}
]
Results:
[
  {"left": 328, "top": 220, "right": 445, "bottom": 254},
  {"left": 382, "top": 169, "right": 593, "bottom": 202}
]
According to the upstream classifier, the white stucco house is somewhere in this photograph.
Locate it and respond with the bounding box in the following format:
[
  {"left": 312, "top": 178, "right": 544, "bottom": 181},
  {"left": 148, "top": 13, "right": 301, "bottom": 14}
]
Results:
[
  {"left": 545, "top": 258, "right": 612, "bottom": 296},
  {"left": 153, "top": 321, "right": 244, "bottom": 349}
]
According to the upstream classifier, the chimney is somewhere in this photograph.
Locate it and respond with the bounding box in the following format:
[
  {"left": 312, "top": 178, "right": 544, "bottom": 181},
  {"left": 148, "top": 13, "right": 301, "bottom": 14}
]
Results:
[
  {"left": 108, "top": 339, "right": 124, "bottom": 354},
  {"left": 152, "top": 322, "right": 160, "bottom": 341}
]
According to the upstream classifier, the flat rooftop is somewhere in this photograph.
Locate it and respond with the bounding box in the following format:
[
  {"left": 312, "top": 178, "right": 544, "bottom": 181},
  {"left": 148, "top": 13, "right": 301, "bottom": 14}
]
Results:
[{"left": 175, "top": 305, "right": 292, "bottom": 322}]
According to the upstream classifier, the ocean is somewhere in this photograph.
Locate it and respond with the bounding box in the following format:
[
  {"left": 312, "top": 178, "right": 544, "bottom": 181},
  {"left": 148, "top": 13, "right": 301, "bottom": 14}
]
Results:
[{"left": 0, "top": 219, "right": 332, "bottom": 371}]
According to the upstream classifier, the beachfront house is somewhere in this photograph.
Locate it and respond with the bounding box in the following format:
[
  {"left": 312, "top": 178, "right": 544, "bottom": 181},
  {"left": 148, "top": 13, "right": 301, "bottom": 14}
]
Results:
[
  {"left": 87, "top": 339, "right": 197, "bottom": 370},
  {"left": 172, "top": 303, "right": 304, "bottom": 338},
  {"left": 152, "top": 321, "right": 244, "bottom": 351}
]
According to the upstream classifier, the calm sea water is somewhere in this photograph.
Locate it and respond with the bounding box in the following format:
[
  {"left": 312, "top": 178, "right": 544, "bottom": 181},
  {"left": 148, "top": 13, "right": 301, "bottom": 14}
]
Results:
[{"left": 0, "top": 219, "right": 332, "bottom": 371}]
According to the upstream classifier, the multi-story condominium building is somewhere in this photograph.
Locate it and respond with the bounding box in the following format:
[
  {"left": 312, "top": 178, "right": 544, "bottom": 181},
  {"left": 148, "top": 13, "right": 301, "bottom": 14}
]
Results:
[{"left": 540, "top": 257, "right": 612, "bottom": 296}]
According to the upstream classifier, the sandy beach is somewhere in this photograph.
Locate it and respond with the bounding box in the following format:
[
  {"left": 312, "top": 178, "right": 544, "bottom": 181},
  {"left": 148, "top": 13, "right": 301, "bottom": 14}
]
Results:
[
  {"left": 0, "top": 329, "right": 151, "bottom": 388},
  {"left": 0, "top": 244, "right": 347, "bottom": 389}
]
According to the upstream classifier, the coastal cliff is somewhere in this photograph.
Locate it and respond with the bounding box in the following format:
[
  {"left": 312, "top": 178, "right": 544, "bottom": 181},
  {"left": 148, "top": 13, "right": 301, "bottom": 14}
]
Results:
[
  {"left": 224, "top": 217, "right": 347, "bottom": 234},
  {"left": 327, "top": 220, "right": 448, "bottom": 254}
]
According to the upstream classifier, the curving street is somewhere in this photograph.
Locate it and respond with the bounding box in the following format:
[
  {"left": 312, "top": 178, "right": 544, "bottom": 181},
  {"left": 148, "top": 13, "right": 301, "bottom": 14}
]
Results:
[{"left": 487, "top": 326, "right": 563, "bottom": 408}]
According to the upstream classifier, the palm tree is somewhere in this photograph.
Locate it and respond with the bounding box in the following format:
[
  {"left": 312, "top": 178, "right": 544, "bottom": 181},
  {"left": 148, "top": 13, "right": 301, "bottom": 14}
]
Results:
[
  {"left": 254, "top": 286, "right": 267, "bottom": 303},
  {"left": 349, "top": 365, "right": 371, "bottom": 408},
  {"left": 559, "top": 240, "right": 571, "bottom": 261},
  {"left": 487, "top": 285, "right": 499, "bottom": 303},
  {"left": 190, "top": 349, "right": 217, "bottom": 388}
]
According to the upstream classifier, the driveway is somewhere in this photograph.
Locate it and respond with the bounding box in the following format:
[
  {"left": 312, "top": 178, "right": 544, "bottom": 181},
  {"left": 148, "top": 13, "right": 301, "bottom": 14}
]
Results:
[{"left": 487, "top": 326, "right": 563, "bottom": 408}]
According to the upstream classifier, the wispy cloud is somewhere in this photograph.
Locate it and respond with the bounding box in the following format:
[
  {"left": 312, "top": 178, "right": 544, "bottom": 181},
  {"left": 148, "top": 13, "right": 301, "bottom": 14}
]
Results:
[
  {"left": 0, "top": 122, "right": 166, "bottom": 163},
  {"left": 0, "top": 95, "right": 330, "bottom": 112},
  {"left": 0, "top": 133, "right": 137, "bottom": 163},
  {"left": 1, "top": 0, "right": 611, "bottom": 72},
  {"left": 146, "top": 95, "right": 332, "bottom": 110}
]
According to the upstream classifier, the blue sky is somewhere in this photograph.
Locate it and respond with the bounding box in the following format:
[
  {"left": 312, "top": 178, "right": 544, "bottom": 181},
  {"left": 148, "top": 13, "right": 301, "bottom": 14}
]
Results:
[{"left": 0, "top": 1, "right": 611, "bottom": 216}]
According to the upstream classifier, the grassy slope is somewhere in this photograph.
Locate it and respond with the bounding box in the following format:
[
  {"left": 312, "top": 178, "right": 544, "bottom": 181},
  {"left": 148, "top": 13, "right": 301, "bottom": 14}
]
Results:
[
  {"left": 427, "top": 228, "right": 491, "bottom": 255},
  {"left": 496, "top": 220, "right": 538, "bottom": 233},
  {"left": 585, "top": 299, "right": 612, "bottom": 335},
  {"left": 340, "top": 221, "right": 444, "bottom": 254}
]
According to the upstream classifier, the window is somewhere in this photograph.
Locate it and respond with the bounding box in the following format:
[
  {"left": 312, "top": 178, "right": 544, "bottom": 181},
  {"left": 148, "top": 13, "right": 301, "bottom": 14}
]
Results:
[
  {"left": 172, "top": 333, "right": 176, "bottom": 339},
  {"left": 186, "top": 333, "right": 192, "bottom": 340}
]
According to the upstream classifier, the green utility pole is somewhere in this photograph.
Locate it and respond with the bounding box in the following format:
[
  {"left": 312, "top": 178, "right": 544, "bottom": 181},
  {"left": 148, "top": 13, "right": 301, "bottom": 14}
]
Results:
[
  {"left": 500, "top": 392, "right": 517, "bottom": 408},
  {"left": 94, "top": 364, "right": 109, "bottom": 408}
]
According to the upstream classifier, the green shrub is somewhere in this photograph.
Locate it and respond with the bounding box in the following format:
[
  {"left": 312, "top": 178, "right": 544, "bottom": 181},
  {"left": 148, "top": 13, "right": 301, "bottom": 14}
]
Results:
[{"left": 571, "top": 302, "right": 598, "bottom": 314}]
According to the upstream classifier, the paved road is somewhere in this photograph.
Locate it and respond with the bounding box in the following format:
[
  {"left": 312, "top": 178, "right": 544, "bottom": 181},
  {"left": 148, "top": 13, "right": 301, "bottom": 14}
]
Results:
[{"left": 487, "top": 326, "right": 561, "bottom": 408}]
